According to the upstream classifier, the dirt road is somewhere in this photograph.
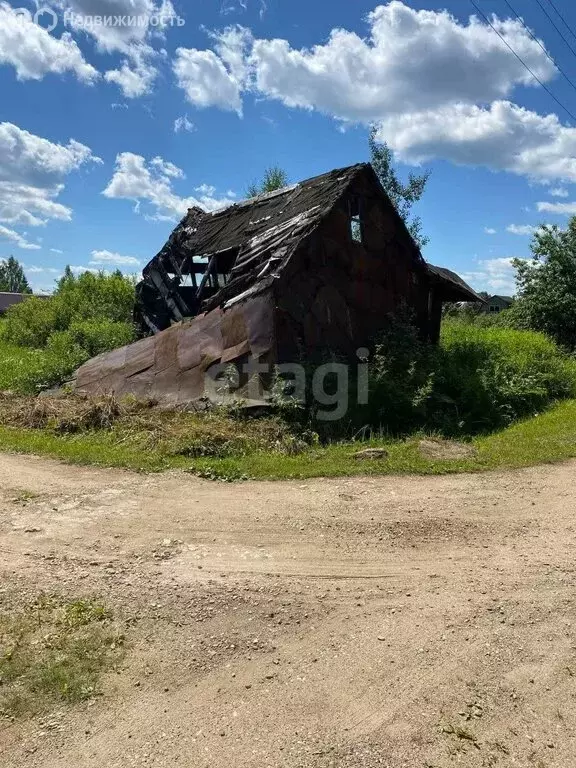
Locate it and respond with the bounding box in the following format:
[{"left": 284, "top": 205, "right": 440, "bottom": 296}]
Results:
[{"left": 1, "top": 454, "right": 576, "bottom": 767}]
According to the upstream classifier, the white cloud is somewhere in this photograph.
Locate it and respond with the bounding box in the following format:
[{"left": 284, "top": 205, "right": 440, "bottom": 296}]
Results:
[
  {"left": 373, "top": 101, "right": 576, "bottom": 184},
  {"left": 50, "top": 248, "right": 64, "bottom": 254},
  {"left": 484, "top": 227, "right": 496, "bottom": 235},
  {"left": 180, "top": 3, "right": 576, "bottom": 184},
  {"left": 0, "top": 3, "right": 98, "bottom": 83},
  {"left": 251, "top": 4, "right": 553, "bottom": 121},
  {"left": 550, "top": 187, "right": 569, "bottom": 197},
  {"left": 90, "top": 249, "right": 140, "bottom": 266},
  {"left": 536, "top": 200, "right": 576, "bottom": 215},
  {"left": 173, "top": 26, "right": 253, "bottom": 114},
  {"left": 220, "top": 0, "right": 266, "bottom": 18},
  {"left": 55, "top": 0, "right": 177, "bottom": 55},
  {"left": 506, "top": 224, "right": 537, "bottom": 235},
  {"left": 49, "top": 0, "right": 180, "bottom": 98},
  {"left": 0, "top": 122, "right": 100, "bottom": 244},
  {"left": 461, "top": 257, "right": 520, "bottom": 294},
  {"left": 174, "top": 115, "right": 195, "bottom": 133},
  {"left": 70, "top": 265, "right": 99, "bottom": 274},
  {"left": 195, "top": 183, "right": 216, "bottom": 196},
  {"left": 105, "top": 54, "right": 158, "bottom": 98},
  {"left": 150, "top": 156, "right": 183, "bottom": 178},
  {"left": 24, "top": 265, "right": 60, "bottom": 274},
  {"left": 103, "top": 152, "right": 236, "bottom": 220},
  {"left": 0, "top": 122, "right": 100, "bottom": 189},
  {"left": 0, "top": 224, "right": 41, "bottom": 250}
]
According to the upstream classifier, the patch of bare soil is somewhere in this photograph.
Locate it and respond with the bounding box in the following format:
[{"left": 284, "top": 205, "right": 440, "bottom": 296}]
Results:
[
  {"left": 418, "top": 437, "right": 478, "bottom": 460},
  {"left": 1, "top": 453, "right": 576, "bottom": 767}
]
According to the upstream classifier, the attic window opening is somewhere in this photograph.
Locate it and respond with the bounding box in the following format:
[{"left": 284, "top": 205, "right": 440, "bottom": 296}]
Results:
[{"left": 349, "top": 196, "right": 363, "bottom": 244}]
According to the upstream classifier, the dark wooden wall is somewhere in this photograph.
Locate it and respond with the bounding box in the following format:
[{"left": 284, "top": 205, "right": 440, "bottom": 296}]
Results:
[{"left": 275, "top": 171, "right": 432, "bottom": 362}]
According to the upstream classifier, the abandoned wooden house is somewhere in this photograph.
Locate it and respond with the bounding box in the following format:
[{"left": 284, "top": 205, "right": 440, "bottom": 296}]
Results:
[{"left": 74, "top": 163, "right": 481, "bottom": 406}]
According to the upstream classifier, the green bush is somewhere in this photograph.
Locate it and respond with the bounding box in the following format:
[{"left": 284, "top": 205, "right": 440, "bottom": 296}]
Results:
[
  {"left": 356, "top": 319, "right": 576, "bottom": 436},
  {"left": 48, "top": 320, "right": 135, "bottom": 359},
  {"left": 2, "top": 296, "right": 60, "bottom": 348},
  {"left": 3, "top": 271, "right": 136, "bottom": 350},
  {"left": 0, "top": 271, "right": 136, "bottom": 392}
]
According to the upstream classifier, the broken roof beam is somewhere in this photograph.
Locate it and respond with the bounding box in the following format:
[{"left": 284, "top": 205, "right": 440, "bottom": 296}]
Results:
[{"left": 195, "top": 253, "right": 217, "bottom": 301}]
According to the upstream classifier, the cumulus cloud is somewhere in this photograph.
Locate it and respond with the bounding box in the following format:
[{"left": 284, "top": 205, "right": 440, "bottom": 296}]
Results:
[
  {"left": 69, "top": 265, "right": 99, "bottom": 274},
  {"left": 54, "top": 0, "right": 178, "bottom": 54},
  {"left": 105, "top": 51, "right": 158, "bottom": 98},
  {"left": 506, "top": 224, "right": 538, "bottom": 235},
  {"left": 90, "top": 249, "right": 140, "bottom": 266},
  {"left": 0, "top": 2, "right": 98, "bottom": 83},
  {"left": 0, "top": 224, "right": 41, "bottom": 250},
  {"left": 173, "top": 25, "right": 252, "bottom": 114},
  {"left": 251, "top": 4, "right": 553, "bottom": 121},
  {"left": 550, "top": 187, "right": 569, "bottom": 197},
  {"left": 373, "top": 101, "right": 576, "bottom": 183},
  {"left": 24, "top": 265, "right": 60, "bottom": 274},
  {"left": 461, "top": 257, "right": 520, "bottom": 294},
  {"left": 484, "top": 227, "right": 497, "bottom": 234},
  {"left": 176, "top": 2, "right": 576, "bottom": 184},
  {"left": 103, "top": 152, "right": 236, "bottom": 220},
  {"left": 0, "top": 122, "right": 101, "bottom": 242},
  {"left": 537, "top": 200, "right": 576, "bottom": 215},
  {"left": 48, "top": 0, "right": 181, "bottom": 97}
]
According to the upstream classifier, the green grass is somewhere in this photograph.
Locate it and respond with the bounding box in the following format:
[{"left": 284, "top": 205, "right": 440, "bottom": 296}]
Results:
[
  {"left": 0, "top": 596, "right": 125, "bottom": 718},
  {"left": 0, "top": 399, "right": 576, "bottom": 479},
  {"left": 0, "top": 340, "right": 80, "bottom": 394}
]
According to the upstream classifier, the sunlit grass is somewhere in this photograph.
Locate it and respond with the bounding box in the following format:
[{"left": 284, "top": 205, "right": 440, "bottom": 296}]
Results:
[{"left": 0, "top": 400, "right": 575, "bottom": 480}]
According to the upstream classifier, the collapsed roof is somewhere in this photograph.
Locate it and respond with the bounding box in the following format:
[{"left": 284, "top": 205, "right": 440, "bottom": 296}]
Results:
[{"left": 135, "top": 163, "right": 481, "bottom": 333}]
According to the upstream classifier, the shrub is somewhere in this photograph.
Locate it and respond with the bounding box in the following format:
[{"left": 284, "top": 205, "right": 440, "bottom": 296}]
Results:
[
  {"left": 3, "top": 271, "right": 136, "bottom": 350},
  {"left": 2, "top": 296, "right": 60, "bottom": 348},
  {"left": 47, "top": 320, "right": 135, "bottom": 359},
  {"left": 354, "top": 319, "right": 576, "bottom": 436},
  {"left": 360, "top": 317, "right": 436, "bottom": 435},
  {"left": 0, "top": 271, "right": 136, "bottom": 392}
]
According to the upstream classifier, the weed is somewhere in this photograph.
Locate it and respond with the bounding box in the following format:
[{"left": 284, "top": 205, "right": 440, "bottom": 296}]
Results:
[{"left": 0, "top": 595, "right": 125, "bottom": 718}]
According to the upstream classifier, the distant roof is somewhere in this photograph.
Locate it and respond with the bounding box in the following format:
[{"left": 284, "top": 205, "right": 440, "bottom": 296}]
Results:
[
  {"left": 0, "top": 292, "right": 33, "bottom": 313},
  {"left": 490, "top": 295, "right": 514, "bottom": 303}
]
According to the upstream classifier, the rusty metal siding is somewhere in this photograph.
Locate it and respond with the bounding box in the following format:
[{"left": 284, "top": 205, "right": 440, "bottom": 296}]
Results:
[{"left": 75, "top": 292, "right": 277, "bottom": 405}]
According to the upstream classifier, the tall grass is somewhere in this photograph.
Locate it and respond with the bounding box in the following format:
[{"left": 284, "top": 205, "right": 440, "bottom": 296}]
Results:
[{"left": 356, "top": 319, "right": 576, "bottom": 436}]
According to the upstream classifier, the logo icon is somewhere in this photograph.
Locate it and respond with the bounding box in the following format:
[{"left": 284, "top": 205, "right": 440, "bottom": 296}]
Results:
[{"left": 33, "top": 6, "right": 58, "bottom": 32}]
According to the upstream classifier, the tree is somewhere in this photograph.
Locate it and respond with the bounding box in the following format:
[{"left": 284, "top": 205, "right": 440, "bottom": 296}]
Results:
[
  {"left": 369, "top": 127, "right": 430, "bottom": 249},
  {"left": 55, "top": 265, "right": 75, "bottom": 292},
  {"left": 0, "top": 256, "right": 31, "bottom": 293},
  {"left": 247, "top": 166, "right": 289, "bottom": 198},
  {"left": 509, "top": 218, "right": 576, "bottom": 349}
]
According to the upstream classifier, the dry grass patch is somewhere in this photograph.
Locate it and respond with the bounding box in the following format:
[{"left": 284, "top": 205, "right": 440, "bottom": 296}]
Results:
[
  {"left": 0, "top": 595, "right": 125, "bottom": 719},
  {"left": 0, "top": 392, "right": 314, "bottom": 459}
]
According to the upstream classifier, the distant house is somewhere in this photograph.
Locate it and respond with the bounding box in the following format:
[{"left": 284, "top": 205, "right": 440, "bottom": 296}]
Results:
[
  {"left": 0, "top": 292, "right": 32, "bottom": 315},
  {"left": 483, "top": 295, "right": 514, "bottom": 314}
]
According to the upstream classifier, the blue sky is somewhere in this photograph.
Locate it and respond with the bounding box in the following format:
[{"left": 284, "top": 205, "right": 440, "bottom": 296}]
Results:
[{"left": 2, "top": 0, "right": 576, "bottom": 294}]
